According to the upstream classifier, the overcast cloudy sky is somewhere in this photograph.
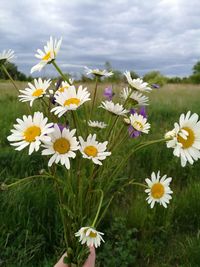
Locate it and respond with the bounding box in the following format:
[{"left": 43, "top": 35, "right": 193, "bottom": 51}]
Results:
[{"left": 1, "top": 0, "right": 200, "bottom": 77}]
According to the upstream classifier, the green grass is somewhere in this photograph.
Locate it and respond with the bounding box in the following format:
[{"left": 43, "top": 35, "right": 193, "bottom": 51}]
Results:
[{"left": 1, "top": 80, "right": 200, "bottom": 266}]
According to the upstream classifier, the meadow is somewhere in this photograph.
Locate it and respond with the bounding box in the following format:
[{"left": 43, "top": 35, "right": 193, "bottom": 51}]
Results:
[{"left": 0, "top": 80, "right": 200, "bottom": 267}]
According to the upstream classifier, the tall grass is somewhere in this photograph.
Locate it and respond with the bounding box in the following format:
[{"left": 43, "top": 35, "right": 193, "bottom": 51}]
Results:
[{"left": 1, "top": 81, "right": 200, "bottom": 266}]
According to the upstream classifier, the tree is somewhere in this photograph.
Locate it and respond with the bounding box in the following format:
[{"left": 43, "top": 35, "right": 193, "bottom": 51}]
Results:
[
  {"left": 192, "top": 61, "right": 200, "bottom": 74},
  {"left": 0, "top": 62, "right": 30, "bottom": 81}
]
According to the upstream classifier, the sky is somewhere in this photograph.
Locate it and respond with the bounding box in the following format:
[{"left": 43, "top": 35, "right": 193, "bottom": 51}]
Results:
[{"left": 1, "top": 0, "right": 200, "bottom": 77}]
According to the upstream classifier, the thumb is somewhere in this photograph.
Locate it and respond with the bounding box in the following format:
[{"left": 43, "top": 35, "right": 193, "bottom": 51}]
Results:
[
  {"left": 83, "top": 246, "right": 96, "bottom": 267},
  {"left": 54, "top": 253, "right": 69, "bottom": 267}
]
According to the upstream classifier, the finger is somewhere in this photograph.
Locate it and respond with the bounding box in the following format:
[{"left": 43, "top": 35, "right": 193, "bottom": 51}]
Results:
[
  {"left": 83, "top": 246, "right": 96, "bottom": 267},
  {"left": 54, "top": 253, "right": 69, "bottom": 267}
]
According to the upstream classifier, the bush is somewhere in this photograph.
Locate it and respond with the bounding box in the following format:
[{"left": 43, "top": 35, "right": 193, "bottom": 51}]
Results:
[
  {"left": 97, "top": 217, "right": 138, "bottom": 267},
  {"left": 143, "top": 71, "right": 168, "bottom": 86}
]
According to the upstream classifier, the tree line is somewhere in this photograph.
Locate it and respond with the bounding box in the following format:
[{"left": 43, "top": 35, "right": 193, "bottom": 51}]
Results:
[{"left": 1, "top": 61, "right": 200, "bottom": 84}]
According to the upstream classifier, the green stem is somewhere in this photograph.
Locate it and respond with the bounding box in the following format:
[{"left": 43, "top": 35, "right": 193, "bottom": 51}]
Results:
[
  {"left": 109, "top": 124, "right": 126, "bottom": 150},
  {"left": 90, "top": 76, "right": 98, "bottom": 118},
  {"left": 1, "top": 174, "right": 54, "bottom": 190},
  {"left": 54, "top": 177, "right": 69, "bottom": 250},
  {"left": 91, "top": 189, "right": 104, "bottom": 227},
  {"left": 123, "top": 88, "right": 134, "bottom": 107},
  {"left": 52, "top": 61, "right": 72, "bottom": 85},
  {"left": 74, "top": 111, "right": 83, "bottom": 137},
  {"left": 96, "top": 196, "right": 114, "bottom": 227},
  {"left": 130, "top": 182, "right": 148, "bottom": 188},
  {"left": 109, "top": 138, "right": 166, "bottom": 182},
  {"left": 1, "top": 64, "right": 20, "bottom": 93},
  {"left": 107, "top": 115, "right": 119, "bottom": 141},
  {"left": 1, "top": 64, "right": 31, "bottom": 113},
  {"left": 71, "top": 111, "right": 78, "bottom": 134}
]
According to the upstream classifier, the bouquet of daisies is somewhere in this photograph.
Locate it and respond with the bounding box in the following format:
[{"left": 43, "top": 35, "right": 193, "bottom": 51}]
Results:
[{"left": 1, "top": 37, "right": 200, "bottom": 266}]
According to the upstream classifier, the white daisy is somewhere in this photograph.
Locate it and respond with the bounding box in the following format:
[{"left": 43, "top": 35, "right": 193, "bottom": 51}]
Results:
[
  {"left": 124, "top": 71, "right": 151, "bottom": 92},
  {"left": 120, "top": 87, "right": 149, "bottom": 106},
  {"left": 51, "top": 85, "right": 90, "bottom": 117},
  {"left": 75, "top": 227, "right": 104, "bottom": 248},
  {"left": 166, "top": 111, "right": 200, "bottom": 167},
  {"left": 88, "top": 120, "right": 107, "bottom": 129},
  {"left": 0, "top": 49, "right": 15, "bottom": 64},
  {"left": 100, "top": 101, "right": 128, "bottom": 116},
  {"left": 31, "top": 36, "right": 62, "bottom": 73},
  {"left": 145, "top": 171, "right": 173, "bottom": 208},
  {"left": 124, "top": 113, "right": 150, "bottom": 134},
  {"left": 85, "top": 66, "right": 113, "bottom": 77},
  {"left": 42, "top": 124, "right": 79, "bottom": 169},
  {"left": 55, "top": 79, "right": 73, "bottom": 94},
  {"left": 18, "top": 78, "right": 51, "bottom": 106},
  {"left": 79, "top": 134, "right": 111, "bottom": 165},
  {"left": 7, "top": 112, "right": 54, "bottom": 155}
]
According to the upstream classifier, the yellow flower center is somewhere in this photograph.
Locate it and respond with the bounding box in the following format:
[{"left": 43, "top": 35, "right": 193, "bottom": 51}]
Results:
[
  {"left": 32, "top": 88, "right": 44, "bottom": 97},
  {"left": 64, "top": 98, "right": 80, "bottom": 106},
  {"left": 24, "top": 126, "right": 41, "bottom": 142},
  {"left": 84, "top": 146, "right": 98, "bottom": 157},
  {"left": 42, "top": 51, "right": 52, "bottom": 61},
  {"left": 177, "top": 127, "right": 195, "bottom": 149},
  {"left": 133, "top": 121, "right": 143, "bottom": 131},
  {"left": 58, "top": 85, "right": 69, "bottom": 93},
  {"left": 42, "top": 51, "right": 55, "bottom": 61},
  {"left": 151, "top": 183, "right": 165, "bottom": 199},
  {"left": 53, "top": 138, "right": 70, "bottom": 154},
  {"left": 131, "top": 99, "right": 139, "bottom": 105},
  {"left": 84, "top": 228, "right": 97, "bottom": 238},
  {"left": 88, "top": 231, "right": 97, "bottom": 238}
]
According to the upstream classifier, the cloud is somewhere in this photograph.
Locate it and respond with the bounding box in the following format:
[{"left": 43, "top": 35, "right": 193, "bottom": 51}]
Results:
[{"left": 0, "top": 0, "right": 200, "bottom": 77}]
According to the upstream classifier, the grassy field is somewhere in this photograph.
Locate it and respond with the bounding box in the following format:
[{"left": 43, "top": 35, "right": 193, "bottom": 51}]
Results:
[{"left": 1, "top": 80, "right": 200, "bottom": 267}]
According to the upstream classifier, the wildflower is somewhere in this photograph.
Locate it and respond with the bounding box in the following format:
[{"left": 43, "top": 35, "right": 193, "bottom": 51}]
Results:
[
  {"left": 124, "top": 71, "right": 151, "bottom": 92},
  {"left": 145, "top": 171, "right": 173, "bottom": 208},
  {"left": 75, "top": 227, "right": 104, "bottom": 248},
  {"left": 103, "top": 86, "right": 114, "bottom": 101},
  {"left": 42, "top": 124, "right": 79, "bottom": 169},
  {"left": 125, "top": 110, "right": 150, "bottom": 137},
  {"left": 79, "top": 134, "right": 111, "bottom": 165},
  {"left": 88, "top": 120, "right": 107, "bottom": 129},
  {"left": 18, "top": 78, "right": 51, "bottom": 106},
  {"left": 51, "top": 85, "right": 90, "bottom": 117},
  {"left": 85, "top": 66, "right": 113, "bottom": 77},
  {"left": 120, "top": 87, "right": 149, "bottom": 106},
  {"left": 31, "top": 36, "right": 62, "bottom": 73},
  {"left": 0, "top": 49, "right": 15, "bottom": 65},
  {"left": 7, "top": 112, "right": 53, "bottom": 155},
  {"left": 55, "top": 79, "right": 73, "bottom": 94},
  {"left": 151, "top": 83, "right": 160, "bottom": 89},
  {"left": 166, "top": 111, "right": 200, "bottom": 167},
  {"left": 100, "top": 100, "right": 128, "bottom": 116}
]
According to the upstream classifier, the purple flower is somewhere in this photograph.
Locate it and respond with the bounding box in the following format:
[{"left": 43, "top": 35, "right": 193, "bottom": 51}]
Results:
[
  {"left": 50, "top": 96, "right": 56, "bottom": 105},
  {"left": 151, "top": 83, "right": 160, "bottom": 89},
  {"left": 130, "top": 107, "right": 147, "bottom": 118},
  {"left": 57, "top": 123, "right": 70, "bottom": 131},
  {"left": 103, "top": 86, "right": 114, "bottom": 101},
  {"left": 55, "top": 78, "right": 62, "bottom": 90},
  {"left": 128, "top": 125, "right": 141, "bottom": 138}
]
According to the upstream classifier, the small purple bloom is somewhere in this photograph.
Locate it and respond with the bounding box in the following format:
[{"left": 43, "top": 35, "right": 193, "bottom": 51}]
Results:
[
  {"left": 57, "top": 123, "right": 70, "bottom": 131},
  {"left": 130, "top": 107, "right": 147, "bottom": 118},
  {"left": 103, "top": 86, "right": 114, "bottom": 101},
  {"left": 151, "top": 83, "right": 160, "bottom": 89},
  {"left": 56, "top": 78, "right": 62, "bottom": 90},
  {"left": 128, "top": 125, "right": 141, "bottom": 138},
  {"left": 139, "top": 107, "right": 147, "bottom": 118},
  {"left": 50, "top": 96, "right": 56, "bottom": 105}
]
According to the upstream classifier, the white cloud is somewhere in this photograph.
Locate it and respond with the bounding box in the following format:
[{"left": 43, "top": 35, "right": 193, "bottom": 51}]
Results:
[{"left": 0, "top": 0, "right": 200, "bottom": 76}]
